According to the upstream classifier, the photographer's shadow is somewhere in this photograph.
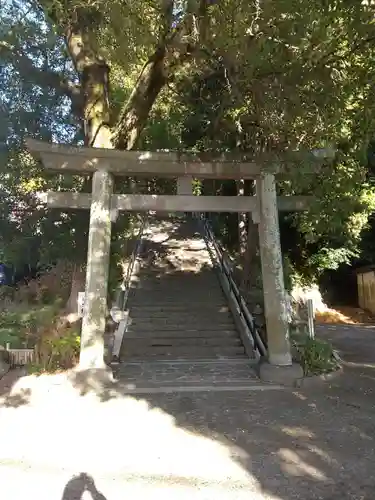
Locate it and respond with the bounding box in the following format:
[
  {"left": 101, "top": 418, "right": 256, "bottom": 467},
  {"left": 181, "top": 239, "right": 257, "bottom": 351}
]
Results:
[{"left": 61, "top": 473, "right": 107, "bottom": 500}]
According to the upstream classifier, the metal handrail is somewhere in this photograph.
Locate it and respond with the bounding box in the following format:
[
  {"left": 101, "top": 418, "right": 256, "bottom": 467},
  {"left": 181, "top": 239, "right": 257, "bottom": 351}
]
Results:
[
  {"left": 110, "top": 218, "right": 148, "bottom": 360},
  {"left": 199, "top": 215, "right": 267, "bottom": 358},
  {"left": 118, "top": 217, "right": 147, "bottom": 312}
]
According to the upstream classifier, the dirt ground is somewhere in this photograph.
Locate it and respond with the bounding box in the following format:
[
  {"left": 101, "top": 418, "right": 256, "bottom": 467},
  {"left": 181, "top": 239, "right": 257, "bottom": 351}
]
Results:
[
  {"left": 0, "top": 319, "right": 375, "bottom": 500},
  {"left": 316, "top": 306, "right": 375, "bottom": 325}
]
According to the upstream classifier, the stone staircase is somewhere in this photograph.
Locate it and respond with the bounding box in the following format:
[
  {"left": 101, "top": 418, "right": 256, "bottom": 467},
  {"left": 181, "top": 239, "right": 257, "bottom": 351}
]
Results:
[
  {"left": 115, "top": 218, "right": 258, "bottom": 390},
  {"left": 120, "top": 218, "right": 249, "bottom": 360}
]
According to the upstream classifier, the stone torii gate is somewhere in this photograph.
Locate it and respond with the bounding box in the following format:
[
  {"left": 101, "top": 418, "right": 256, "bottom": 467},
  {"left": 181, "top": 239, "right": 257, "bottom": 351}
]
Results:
[{"left": 26, "top": 139, "right": 331, "bottom": 382}]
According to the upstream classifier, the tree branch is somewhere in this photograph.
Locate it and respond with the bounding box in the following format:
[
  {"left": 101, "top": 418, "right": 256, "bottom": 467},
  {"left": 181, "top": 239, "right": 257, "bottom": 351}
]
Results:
[
  {"left": 111, "top": 45, "right": 167, "bottom": 150},
  {"left": 111, "top": 0, "right": 213, "bottom": 149},
  {"left": 0, "top": 41, "right": 81, "bottom": 105},
  {"left": 321, "top": 34, "right": 375, "bottom": 68}
]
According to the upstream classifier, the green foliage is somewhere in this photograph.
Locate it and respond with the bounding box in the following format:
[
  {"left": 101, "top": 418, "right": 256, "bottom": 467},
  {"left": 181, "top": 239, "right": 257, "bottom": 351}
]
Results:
[
  {"left": 0, "top": 262, "right": 72, "bottom": 357},
  {"left": 307, "top": 247, "right": 358, "bottom": 274},
  {"left": 282, "top": 256, "right": 295, "bottom": 292},
  {"left": 0, "top": 302, "right": 61, "bottom": 348},
  {"left": 2, "top": 0, "right": 375, "bottom": 284},
  {"left": 29, "top": 327, "right": 80, "bottom": 374},
  {"left": 0, "top": 265, "right": 80, "bottom": 373},
  {"left": 293, "top": 336, "right": 339, "bottom": 376}
]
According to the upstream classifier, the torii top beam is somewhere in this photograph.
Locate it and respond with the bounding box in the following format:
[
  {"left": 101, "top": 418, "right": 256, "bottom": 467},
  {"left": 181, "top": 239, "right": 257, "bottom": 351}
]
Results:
[{"left": 25, "top": 139, "right": 335, "bottom": 180}]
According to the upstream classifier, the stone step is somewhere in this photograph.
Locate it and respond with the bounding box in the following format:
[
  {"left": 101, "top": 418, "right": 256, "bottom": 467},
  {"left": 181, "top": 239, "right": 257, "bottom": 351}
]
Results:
[
  {"left": 133, "top": 286, "right": 220, "bottom": 292},
  {"left": 128, "top": 311, "right": 233, "bottom": 319},
  {"left": 129, "top": 299, "right": 224, "bottom": 306},
  {"left": 127, "top": 316, "right": 234, "bottom": 326},
  {"left": 134, "top": 275, "right": 218, "bottom": 281},
  {"left": 124, "top": 329, "right": 239, "bottom": 338},
  {"left": 129, "top": 305, "right": 230, "bottom": 313},
  {"left": 131, "top": 289, "right": 221, "bottom": 295},
  {"left": 135, "top": 272, "right": 214, "bottom": 277},
  {"left": 134, "top": 272, "right": 215, "bottom": 276},
  {"left": 129, "top": 291, "right": 224, "bottom": 298},
  {"left": 122, "top": 337, "right": 242, "bottom": 347},
  {"left": 113, "top": 359, "right": 259, "bottom": 390},
  {"left": 133, "top": 279, "right": 219, "bottom": 285},
  {"left": 127, "top": 304, "right": 228, "bottom": 316},
  {"left": 133, "top": 278, "right": 220, "bottom": 292},
  {"left": 120, "top": 345, "right": 246, "bottom": 358},
  {"left": 133, "top": 282, "right": 219, "bottom": 286},
  {"left": 128, "top": 299, "right": 226, "bottom": 307},
  {"left": 133, "top": 274, "right": 213, "bottom": 279},
  {"left": 128, "top": 318, "right": 235, "bottom": 326},
  {"left": 130, "top": 297, "right": 224, "bottom": 303},
  {"left": 129, "top": 286, "right": 223, "bottom": 292},
  {"left": 132, "top": 277, "right": 217, "bottom": 281},
  {"left": 131, "top": 279, "right": 219, "bottom": 285},
  {"left": 127, "top": 322, "right": 235, "bottom": 331}
]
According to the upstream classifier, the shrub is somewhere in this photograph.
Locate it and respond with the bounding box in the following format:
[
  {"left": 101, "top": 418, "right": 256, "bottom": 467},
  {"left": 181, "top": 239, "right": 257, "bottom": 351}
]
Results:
[
  {"left": 293, "top": 336, "right": 339, "bottom": 376},
  {"left": 0, "top": 285, "right": 15, "bottom": 303},
  {"left": 0, "top": 302, "right": 63, "bottom": 348},
  {"left": 11, "top": 260, "right": 72, "bottom": 305},
  {"left": 30, "top": 321, "right": 80, "bottom": 374},
  {"left": 0, "top": 260, "right": 81, "bottom": 372}
]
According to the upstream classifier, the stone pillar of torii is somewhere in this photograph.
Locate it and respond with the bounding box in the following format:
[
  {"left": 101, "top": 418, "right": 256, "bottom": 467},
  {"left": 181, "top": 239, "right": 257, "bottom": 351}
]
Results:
[{"left": 26, "top": 139, "right": 334, "bottom": 384}]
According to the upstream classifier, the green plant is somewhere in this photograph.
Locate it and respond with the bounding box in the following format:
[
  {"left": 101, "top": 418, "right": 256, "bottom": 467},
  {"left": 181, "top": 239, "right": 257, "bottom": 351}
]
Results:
[
  {"left": 30, "top": 325, "right": 80, "bottom": 374},
  {"left": 11, "top": 262, "right": 72, "bottom": 306},
  {"left": 0, "top": 301, "right": 63, "bottom": 348},
  {"left": 0, "top": 286, "right": 14, "bottom": 302},
  {"left": 0, "top": 307, "right": 31, "bottom": 348},
  {"left": 292, "top": 336, "right": 339, "bottom": 376}
]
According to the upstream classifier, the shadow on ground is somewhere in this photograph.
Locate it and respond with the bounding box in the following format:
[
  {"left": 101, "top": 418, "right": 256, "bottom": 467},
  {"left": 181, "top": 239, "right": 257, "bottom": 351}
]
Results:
[
  {"left": 62, "top": 473, "right": 107, "bottom": 500},
  {"left": 0, "top": 367, "right": 31, "bottom": 407}
]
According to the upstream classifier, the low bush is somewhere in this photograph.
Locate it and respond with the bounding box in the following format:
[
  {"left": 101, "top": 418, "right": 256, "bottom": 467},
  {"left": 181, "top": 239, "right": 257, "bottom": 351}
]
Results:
[
  {"left": 30, "top": 321, "right": 80, "bottom": 374},
  {"left": 292, "top": 335, "right": 339, "bottom": 376},
  {"left": 12, "top": 260, "right": 72, "bottom": 305},
  {"left": 0, "top": 302, "right": 62, "bottom": 348},
  {"left": 0, "top": 261, "right": 81, "bottom": 372}
]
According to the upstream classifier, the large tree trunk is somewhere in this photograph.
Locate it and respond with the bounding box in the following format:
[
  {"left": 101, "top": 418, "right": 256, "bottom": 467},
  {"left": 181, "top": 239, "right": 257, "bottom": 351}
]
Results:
[
  {"left": 112, "top": 47, "right": 167, "bottom": 150},
  {"left": 81, "top": 61, "right": 112, "bottom": 147},
  {"left": 65, "top": 20, "right": 112, "bottom": 148}
]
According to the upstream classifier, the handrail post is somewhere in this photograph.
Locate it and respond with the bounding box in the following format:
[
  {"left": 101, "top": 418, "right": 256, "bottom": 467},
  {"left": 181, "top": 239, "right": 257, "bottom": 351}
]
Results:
[{"left": 307, "top": 299, "right": 315, "bottom": 339}]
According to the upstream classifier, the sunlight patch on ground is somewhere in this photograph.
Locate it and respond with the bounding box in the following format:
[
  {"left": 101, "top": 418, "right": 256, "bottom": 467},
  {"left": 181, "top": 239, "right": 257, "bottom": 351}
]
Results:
[
  {"left": 0, "top": 371, "right": 257, "bottom": 489},
  {"left": 305, "top": 444, "right": 339, "bottom": 467},
  {"left": 0, "top": 463, "right": 281, "bottom": 500},
  {"left": 277, "top": 448, "right": 327, "bottom": 481},
  {"left": 316, "top": 309, "right": 355, "bottom": 324},
  {"left": 150, "top": 232, "right": 170, "bottom": 243},
  {"left": 280, "top": 426, "right": 315, "bottom": 439},
  {"left": 291, "top": 391, "right": 307, "bottom": 401},
  {"left": 344, "top": 361, "right": 375, "bottom": 369},
  {"left": 149, "top": 228, "right": 213, "bottom": 272},
  {"left": 316, "top": 307, "right": 375, "bottom": 325}
]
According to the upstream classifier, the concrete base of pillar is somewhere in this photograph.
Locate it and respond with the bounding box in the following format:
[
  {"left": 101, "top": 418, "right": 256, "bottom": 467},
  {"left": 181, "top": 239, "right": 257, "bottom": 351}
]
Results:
[
  {"left": 69, "top": 366, "right": 116, "bottom": 395},
  {"left": 258, "top": 361, "right": 303, "bottom": 386}
]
